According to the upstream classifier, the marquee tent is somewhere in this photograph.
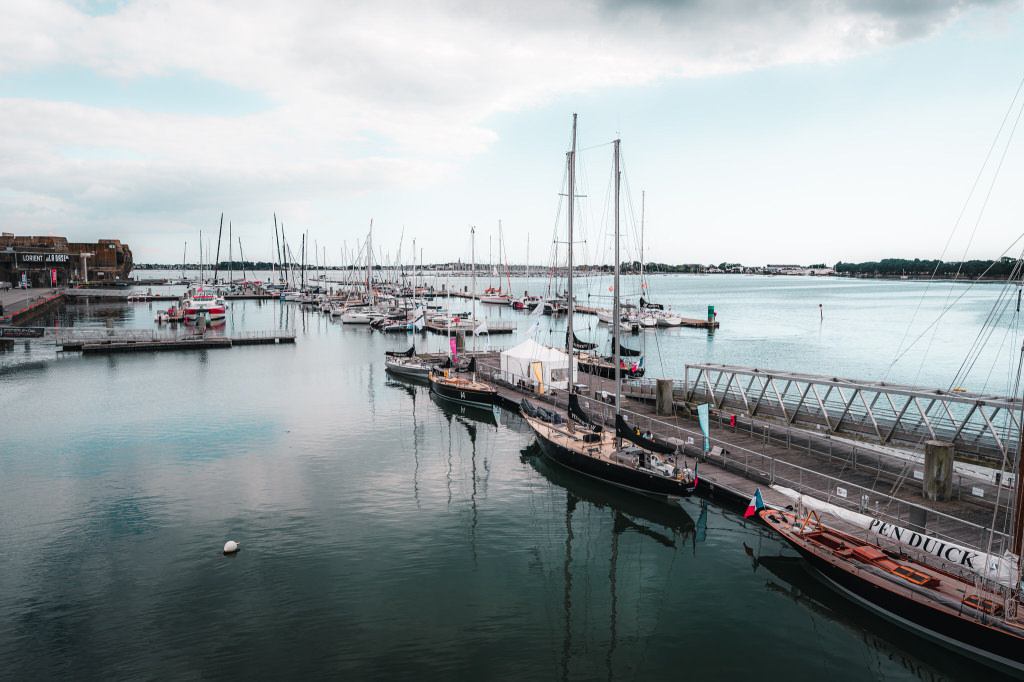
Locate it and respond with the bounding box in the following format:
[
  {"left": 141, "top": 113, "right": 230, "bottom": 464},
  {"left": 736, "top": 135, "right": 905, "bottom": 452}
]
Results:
[{"left": 500, "top": 338, "right": 576, "bottom": 393}]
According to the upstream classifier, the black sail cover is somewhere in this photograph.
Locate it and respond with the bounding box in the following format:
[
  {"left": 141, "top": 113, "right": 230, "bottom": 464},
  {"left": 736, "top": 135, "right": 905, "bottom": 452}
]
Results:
[
  {"left": 615, "top": 414, "right": 676, "bottom": 455},
  {"left": 568, "top": 393, "right": 600, "bottom": 428},
  {"left": 386, "top": 346, "right": 415, "bottom": 358},
  {"left": 567, "top": 330, "right": 598, "bottom": 351},
  {"left": 639, "top": 297, "right": 664, "bottom": 311},
  {"left": 612, "top": 339, "right": 641, "bottom": 357}
]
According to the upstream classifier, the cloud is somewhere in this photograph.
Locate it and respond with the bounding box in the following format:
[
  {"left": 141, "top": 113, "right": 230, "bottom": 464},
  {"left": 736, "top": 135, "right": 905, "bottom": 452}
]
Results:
[{"left": 0, "top": 0, "right": 1016, "bottom": 255}]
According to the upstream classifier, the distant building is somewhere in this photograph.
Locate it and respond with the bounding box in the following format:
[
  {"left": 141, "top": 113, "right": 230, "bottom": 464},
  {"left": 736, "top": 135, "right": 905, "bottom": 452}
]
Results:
[
  {"left": 0, "top": 233, "right": 133, "bottom": 287},
  {"left": 764, "top": 263, "right": 835, "bottom": 276}
]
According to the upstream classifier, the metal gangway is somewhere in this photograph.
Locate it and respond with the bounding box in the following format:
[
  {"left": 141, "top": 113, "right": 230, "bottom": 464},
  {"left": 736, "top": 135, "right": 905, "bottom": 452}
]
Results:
[{"left": 683, "top": 363, "right": 1022, "bottom": 465}]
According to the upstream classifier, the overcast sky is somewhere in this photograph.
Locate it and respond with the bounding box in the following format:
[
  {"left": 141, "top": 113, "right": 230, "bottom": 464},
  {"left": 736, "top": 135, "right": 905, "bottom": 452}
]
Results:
[{"left": 2, "top": 0, "right": 1024, "bottom": 267}]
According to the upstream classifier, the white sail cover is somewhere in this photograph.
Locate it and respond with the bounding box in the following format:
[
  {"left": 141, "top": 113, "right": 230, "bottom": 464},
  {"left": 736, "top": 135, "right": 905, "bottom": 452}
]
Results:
[{"left": 771, "top": 485, "right": 1020, "bottom": 589}]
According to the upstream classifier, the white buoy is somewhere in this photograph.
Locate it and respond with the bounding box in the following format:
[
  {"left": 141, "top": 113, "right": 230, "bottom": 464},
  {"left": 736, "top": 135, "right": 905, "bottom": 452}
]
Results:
[{"left": 223, "top": 540, "right": 240, "bottom": 554}]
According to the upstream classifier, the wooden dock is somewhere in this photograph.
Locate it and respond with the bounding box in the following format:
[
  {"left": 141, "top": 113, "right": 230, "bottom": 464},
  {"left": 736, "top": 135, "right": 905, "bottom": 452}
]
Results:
[
  {"left": 57, "top": 330, "right": 296, "bottom": 353},
  {"left": 574, "top": 305, "right": 719, "bottom": 329},
  {"left": 423, "top": 321, "right": 516, "bottom": 335}
]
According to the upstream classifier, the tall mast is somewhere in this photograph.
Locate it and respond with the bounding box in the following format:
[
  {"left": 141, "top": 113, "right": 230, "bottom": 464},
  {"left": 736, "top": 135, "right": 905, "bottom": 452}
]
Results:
[
  {"left": 566, "top": 113, "right": 577, "bottom": 397},
  {"left": 273, "top": 213, "right": 282, "bottom": 283},
  {"left": 613, "top": 139, "right": 622, "bottom": 417},
  {"left": 212, "top": 212, "right": 223, "bottom": 284},
  {"left": 228, "top": 221, "right": 233, "bottom": 284},
  {"left": 501, "top": 219, "right": 512, "bottom": 294},
  {"left": 182, "top": 241, "right": 186, "bottom": 281},
  {"left": 367, "top": 219, "right": 374, "bottom": 304},
  {"left": 640, "top": 190, "right": 645, "bottom": 298},
  {"left": 199, "top": 229, "right": 203, "bottom": 283},
  {"left": 471, "top": 226, "right": 476, "bottom": 352},
  {"left": 1013, "top": 342, "right": 1024, "bottom": 557}
]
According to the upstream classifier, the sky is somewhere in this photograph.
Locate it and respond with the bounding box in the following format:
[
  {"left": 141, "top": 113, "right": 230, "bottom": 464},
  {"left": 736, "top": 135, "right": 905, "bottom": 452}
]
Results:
[{"left": 2, "top": 0, "right": 1024, "bottom": 268}]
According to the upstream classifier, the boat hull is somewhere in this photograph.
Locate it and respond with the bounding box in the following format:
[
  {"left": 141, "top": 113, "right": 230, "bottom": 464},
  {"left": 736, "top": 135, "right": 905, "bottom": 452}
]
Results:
[
  {"left": 385, "top": 359, "right": 431, "bottom": 380},
  {"left": 764, "top": 513, "right": 1024, "bottom": 675},
  {"left": 530, "top": 421, "right": 694, "bottom": 500},
  {"left": 578, "top": 359, "right": 644, "bottom": 379},
  {"left": 428, "top": 377, "right": 496, "bottom": 409}
]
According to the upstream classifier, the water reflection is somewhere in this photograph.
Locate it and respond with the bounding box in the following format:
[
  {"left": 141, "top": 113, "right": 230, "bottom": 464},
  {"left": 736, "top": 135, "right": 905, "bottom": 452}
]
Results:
[
  {"left": 750, "top": 550, "right": 1001, "bottom": 681},
  {"left": 523, "top": 444, "right": 695, "bottom": 682}
]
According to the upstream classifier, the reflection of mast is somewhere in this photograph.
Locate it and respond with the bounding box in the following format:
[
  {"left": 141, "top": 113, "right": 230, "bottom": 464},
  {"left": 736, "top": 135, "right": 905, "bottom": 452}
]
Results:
[
  {"left": 413, "top": 385, "right": 420, "bottom": 508},
  {"left": 561, "top": 493, "right": 577, "bottom": 682},
  {"left": 607, "top": 513, "right": 619, "bottom": 682},
  {"left": 458, "top": 416, "right": 480, "bottom": 567}
]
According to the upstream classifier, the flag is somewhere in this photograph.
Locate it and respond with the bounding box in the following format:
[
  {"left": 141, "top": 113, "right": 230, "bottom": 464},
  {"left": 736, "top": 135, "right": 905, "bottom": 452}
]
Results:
[
  {"left": 697, "top": 403, "right": 710, "bottom": 453},
  {"left": 524, "top": 318, "right": 541, "bottom": 337},
  {"left": 412, "top": 306, "right": 424, "bottom": 331},
  {"left": 450, "top": 338, "right": 458, "bottom": 364},
  {"left": 693, "top": 462, "right": 698, "bottom": 488},
  {"left": 530, "top": 298, "right": 544, "bottom": 318},
  {"left": 631, "top": 356, "right": 644, "bottom": 372},
  {"left": 744, "top": 488, "right": 765, "bottom": 519}
]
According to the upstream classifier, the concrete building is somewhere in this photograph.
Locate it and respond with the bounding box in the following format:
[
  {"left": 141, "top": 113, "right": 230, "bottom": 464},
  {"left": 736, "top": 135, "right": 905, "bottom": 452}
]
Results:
[{"left": 0, "top": 233, "right": 133, "bottom": 287}]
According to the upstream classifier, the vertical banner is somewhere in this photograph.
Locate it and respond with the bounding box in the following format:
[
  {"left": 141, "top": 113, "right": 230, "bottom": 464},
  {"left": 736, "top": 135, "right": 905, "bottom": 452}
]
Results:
[
  {"left": 51, "top": 269, "right": 57, "bottom": 285},
  {"left": 531, "top": 361, "right": 544, "bottom": 395},
  {"left": 697, "top": 403, "right": 710, "bottom": 453},
  {"left": 449, "top": 338, "right": 458, "bottom": 365}
]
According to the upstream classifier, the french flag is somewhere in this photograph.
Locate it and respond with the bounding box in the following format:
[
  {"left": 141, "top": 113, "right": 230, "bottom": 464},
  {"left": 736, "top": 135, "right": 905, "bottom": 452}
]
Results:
[{"left": 744, "top": 488, "right": 765, "bottom": 518}]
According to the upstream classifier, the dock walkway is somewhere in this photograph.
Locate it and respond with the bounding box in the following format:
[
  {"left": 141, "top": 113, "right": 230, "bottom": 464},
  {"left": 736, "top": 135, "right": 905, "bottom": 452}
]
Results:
[
  {"left": 56, "top": 329, "right": 296, "bottom": 353},
  {"left": 429, "top": 350, "right": 1011, "bottom": 564}
]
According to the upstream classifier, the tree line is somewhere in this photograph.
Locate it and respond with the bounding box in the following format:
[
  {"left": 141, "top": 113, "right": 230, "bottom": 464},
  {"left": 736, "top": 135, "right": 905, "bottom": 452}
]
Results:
[{"left": 834, "top": 258, "right": 1018, "bottom": 278}]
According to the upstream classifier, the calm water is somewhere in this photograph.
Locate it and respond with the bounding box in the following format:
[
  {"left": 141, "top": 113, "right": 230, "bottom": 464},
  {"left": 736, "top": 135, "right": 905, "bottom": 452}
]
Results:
[{"left": 1, "top": 275, "right": 1019, "bottom": 680}]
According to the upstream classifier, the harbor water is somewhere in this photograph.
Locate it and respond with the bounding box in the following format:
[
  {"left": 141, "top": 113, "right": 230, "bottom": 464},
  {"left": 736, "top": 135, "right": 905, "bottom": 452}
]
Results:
[{"left": 1, "top": 274, "right": 1018, "bottom": 680}]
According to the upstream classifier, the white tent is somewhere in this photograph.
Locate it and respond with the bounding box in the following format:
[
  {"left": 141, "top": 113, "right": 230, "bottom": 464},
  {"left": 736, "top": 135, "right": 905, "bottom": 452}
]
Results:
[{"left": 500, "top": 338, "right": 576, "bottom": 393}]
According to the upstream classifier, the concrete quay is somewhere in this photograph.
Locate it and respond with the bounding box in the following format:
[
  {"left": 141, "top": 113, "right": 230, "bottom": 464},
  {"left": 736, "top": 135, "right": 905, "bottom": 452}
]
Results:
[{"left": 0, "top": 287, "right": 64, "bottom": 326}]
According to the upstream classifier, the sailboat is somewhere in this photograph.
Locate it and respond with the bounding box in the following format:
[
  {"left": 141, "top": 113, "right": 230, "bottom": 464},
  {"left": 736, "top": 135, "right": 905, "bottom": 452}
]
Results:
[
  {"left": 429, "top": 227, "right": 498, "bottom": 409},
  {"left": 758, "top": 263, "right": 1024, "bottom": 674},
  {"left": 480, "top": 221, "right": 512, "bottom": 304},
  {"left": 520, "top": 116, "right": 696, "bottom": 502}
]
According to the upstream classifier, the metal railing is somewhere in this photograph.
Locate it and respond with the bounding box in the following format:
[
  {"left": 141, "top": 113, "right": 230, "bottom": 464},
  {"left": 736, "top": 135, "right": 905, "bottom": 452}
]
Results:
[{"left": 474, "top": 358, "right": 1010, "bottom": 558}]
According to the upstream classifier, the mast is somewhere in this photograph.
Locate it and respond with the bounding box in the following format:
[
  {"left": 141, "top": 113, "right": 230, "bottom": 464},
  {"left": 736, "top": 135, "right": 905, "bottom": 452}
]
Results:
[
  {"left": 301, "top": 231, "right": 307, "bottom": 291},
  {"left": 566, "top": 113, "right": 577, "bottom": 400},
  {"left": 181, "top": 241, "right": 186, "bottom": 281},
  {"left": 501, "top": 219, "right": 512, "bottom": 295},
  {"left": 228, "top": 221, "right": 233, "bottom": 284},
  {"left": 273, "top": 213, "right": 282, "bottom": 284},
  {"left": 212, "top": 213, "right": 223, "bottom": 284},
  {"left": 640, "top": 190, "right": 645, "bottom": 300},
  {"left": 238, "top": 237, "right": 246, "bottom": 282},
  {"left": 367, "top": 219, "right": 374, "bottom": 304},
  {"left": 471, "top": 226, "right": 476, "bottom": 352},
  {"left": 613, "top": 139, "right": 622, "bottom": 418},
  {"left": 1014, "top": 343, "right": 1024, "bottom": 557},
  {"left": 199, "top": 229, "right": 203, "bottom": 284}
]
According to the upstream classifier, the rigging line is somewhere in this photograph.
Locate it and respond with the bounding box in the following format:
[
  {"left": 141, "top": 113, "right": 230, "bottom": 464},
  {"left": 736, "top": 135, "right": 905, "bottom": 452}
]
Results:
[
  {"left": 963, "top": 259, "right": 1024, "bottom": 390},
  {"left": 884, "top": 232, "right": 1024, "bottom": 373},
  {"left": 985, "top": 342, "right": 1024, "bottom": 563},
  {"left": 888, "top": 74, "right": 1024, "bottom": 376},
  {"left": 949, "top": 254, "right": 1024, "bottom": 391}
]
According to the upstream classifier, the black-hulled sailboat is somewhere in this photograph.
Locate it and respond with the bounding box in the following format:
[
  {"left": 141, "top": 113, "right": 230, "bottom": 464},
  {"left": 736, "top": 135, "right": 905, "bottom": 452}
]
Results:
[
  {"left": 520, "top": 117, "right": 695, "bottom": 502},
  {"left": 429, "top": 226, "right": 499, "bottom": 410}
]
